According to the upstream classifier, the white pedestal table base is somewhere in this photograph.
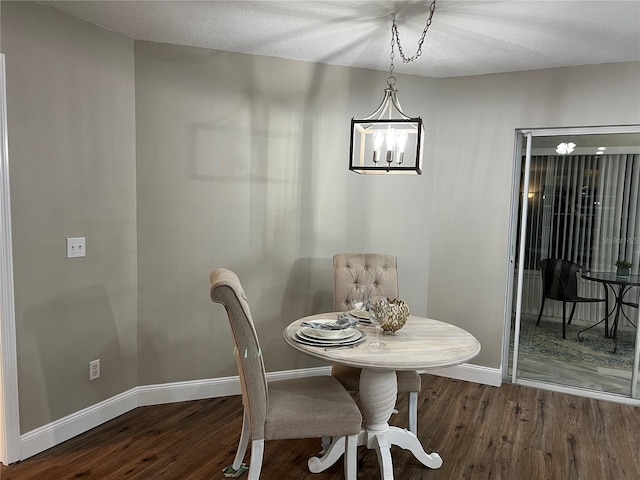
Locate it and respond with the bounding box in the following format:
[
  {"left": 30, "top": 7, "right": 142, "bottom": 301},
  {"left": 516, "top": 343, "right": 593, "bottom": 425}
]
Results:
[{"left": 308, "top": 367, "right": 442, "bottom": 479}]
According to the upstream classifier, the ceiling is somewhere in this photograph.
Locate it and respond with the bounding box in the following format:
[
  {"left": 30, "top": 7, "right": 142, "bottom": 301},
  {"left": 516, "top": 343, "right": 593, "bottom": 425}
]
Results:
[{"left": 42, "top": 0, "right": 640, "bottom": 78}]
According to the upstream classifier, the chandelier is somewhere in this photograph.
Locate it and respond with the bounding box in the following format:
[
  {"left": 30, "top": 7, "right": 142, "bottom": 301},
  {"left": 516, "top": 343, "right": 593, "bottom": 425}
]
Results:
[
  {"left": 349, "top": 0, "right": 436, "bottom": 175},
  {"left": 556, "top": 142, "right": 576, "bottom": 154}
]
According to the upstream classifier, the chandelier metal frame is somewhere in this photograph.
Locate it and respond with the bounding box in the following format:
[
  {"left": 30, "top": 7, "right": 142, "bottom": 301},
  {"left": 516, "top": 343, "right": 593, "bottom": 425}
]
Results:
[{"left": 349, "top": 0, "right": 436, "bottom": 175}]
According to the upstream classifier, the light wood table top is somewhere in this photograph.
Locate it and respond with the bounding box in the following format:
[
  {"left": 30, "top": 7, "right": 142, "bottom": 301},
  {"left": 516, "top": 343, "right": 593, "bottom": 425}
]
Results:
[{"left": 283, "top": 313, "right": 481, "bottom": 371}]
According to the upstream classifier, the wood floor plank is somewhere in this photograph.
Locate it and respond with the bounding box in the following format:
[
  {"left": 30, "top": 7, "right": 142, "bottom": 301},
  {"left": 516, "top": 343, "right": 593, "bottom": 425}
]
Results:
[{"left": 2, "top": 376, "right": 639, "bottom": 479}]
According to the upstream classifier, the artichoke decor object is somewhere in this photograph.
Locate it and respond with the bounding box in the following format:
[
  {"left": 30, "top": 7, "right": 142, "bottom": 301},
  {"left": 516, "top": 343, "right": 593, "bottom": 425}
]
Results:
[{"left": 381, "top": 299, "right": 409, "bottom": 334}]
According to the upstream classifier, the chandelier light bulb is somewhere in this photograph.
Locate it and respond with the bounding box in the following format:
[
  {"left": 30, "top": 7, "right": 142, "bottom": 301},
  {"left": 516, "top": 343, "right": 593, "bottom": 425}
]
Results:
[
  {"left": 386, "top": 129, "right": 398, "bottom": 149},
  {"left": 374, "top": 131, "right": 385, "bottom": 150},
  {"left": 396, "top": 132, "right": 408, "bottom": 164},
  {"left": 372, "top": 131, "right": 385, "bottom": 164},
  {"left": 386, "top": 129, "right": 398, "bottom": 164}
]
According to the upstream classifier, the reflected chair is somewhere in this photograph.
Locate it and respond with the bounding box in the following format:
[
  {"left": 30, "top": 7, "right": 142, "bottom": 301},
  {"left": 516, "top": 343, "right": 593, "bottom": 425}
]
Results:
[
  {"left": 332, "top": 253, "right": 421, "bottom": 435},
  {"left": 210, "top": 268, "right": 362, "bottom": 480},
  {"left": 536, "top": 258, "right": 606, "bottom": 339}
]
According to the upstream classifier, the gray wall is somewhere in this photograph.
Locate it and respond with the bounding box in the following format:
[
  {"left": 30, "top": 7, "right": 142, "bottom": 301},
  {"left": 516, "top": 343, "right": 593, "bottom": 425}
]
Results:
[
  {"left": 2, "top": 2, "right": 137, "bottom": 432},
  {"left": 134, "top": 42, "right": 437, "bottom": 383},
  {"left": 2, "top": 1, "right": 639, "bottom": 434},
  {"left": 428, "top": 63, "right": 640, "bottom": 368}
]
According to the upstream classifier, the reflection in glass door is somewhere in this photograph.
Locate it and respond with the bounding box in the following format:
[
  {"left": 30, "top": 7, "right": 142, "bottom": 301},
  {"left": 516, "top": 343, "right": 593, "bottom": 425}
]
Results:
[{"left": 507, "top": 127, "right": 640, "bottom": 401}]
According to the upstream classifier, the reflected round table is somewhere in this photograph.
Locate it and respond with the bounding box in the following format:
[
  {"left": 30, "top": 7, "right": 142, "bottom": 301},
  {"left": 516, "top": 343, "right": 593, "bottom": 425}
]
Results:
[
  {"left": 580, "top": 272, "right": 640, "bottom": 351},
  {"left": 283, "top": 313, "right": 481, "bottom": 480}
]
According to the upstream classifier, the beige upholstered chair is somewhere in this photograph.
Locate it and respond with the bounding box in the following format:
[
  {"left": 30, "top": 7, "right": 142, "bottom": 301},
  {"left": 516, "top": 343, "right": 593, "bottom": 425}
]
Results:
[
  {"left": 332, "top": 253, "right": 421, "bottom": 435},
  {"left": 210, "top": 268, "right": 362, "bottom": 480}
]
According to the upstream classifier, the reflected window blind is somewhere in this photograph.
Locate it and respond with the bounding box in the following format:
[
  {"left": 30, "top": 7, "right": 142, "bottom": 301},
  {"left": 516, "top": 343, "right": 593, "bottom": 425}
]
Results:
[{"left": 520, "top": 154, "right": 640, "bottom": 318}]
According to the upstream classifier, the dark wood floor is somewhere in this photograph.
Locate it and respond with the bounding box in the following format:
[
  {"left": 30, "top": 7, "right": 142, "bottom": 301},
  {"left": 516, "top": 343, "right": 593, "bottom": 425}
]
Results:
[{"left": 3, "top": 376, "right": 640, "bottom": 479}]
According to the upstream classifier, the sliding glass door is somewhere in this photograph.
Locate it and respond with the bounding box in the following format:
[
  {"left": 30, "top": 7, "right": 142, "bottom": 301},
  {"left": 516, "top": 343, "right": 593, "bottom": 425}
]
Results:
[{"left": 507, "top": 126, "right": 640, "bottom": 401}]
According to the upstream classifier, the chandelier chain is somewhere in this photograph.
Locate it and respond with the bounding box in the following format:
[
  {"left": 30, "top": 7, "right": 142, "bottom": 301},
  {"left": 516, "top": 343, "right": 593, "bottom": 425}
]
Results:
[
  {"left": 391, "top": 0, "right": 436, "bottom": 66},
  {"left": 389, "top": 30, "right": 396, "bottom": 84}
]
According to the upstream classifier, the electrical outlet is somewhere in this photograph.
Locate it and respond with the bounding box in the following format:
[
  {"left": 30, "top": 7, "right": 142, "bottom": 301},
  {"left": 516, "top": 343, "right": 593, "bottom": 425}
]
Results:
[
  {"left": 89, "top": 359, "right": 100, "bottom": 381},
  {"left": 67, "top": 237, "right": 86, "bottom": 258}
]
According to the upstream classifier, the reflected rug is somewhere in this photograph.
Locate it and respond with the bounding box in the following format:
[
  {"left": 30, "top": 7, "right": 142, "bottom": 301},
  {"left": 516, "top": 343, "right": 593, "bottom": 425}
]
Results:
[{"left": 515, "top": 318, "right": 635, "bottom": 370}]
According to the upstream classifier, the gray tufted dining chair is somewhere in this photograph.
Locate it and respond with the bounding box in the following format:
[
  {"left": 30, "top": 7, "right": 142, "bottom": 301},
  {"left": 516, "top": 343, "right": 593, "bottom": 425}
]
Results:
[
  {"left": 332, "top": 253, "right": 421, "bottom": 435},
  {"left": 210, "top": 268, "right": 362, "bottom": 480}
]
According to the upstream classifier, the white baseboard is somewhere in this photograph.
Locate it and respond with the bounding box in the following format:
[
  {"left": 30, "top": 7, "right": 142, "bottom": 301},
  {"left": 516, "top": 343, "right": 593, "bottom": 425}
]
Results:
[
  {"left": 18, "top": 364, "right": 493, "bottom": 461},
  {"left": 422, "top": 363, "right": 502, "bottom": 387},
  {"left": 20, "top": 388, "right": 138, "bottom": 461},
  {"left": 136, "top": 366, "right": 331, "bottom": 406},
  {"left": 137, "top": 375, "right": 241, "bottom": 407}
]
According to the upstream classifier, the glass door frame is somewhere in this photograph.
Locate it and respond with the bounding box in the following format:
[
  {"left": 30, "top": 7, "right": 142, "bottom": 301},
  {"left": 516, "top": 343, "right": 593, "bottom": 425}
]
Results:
[
  {"left": 0, "top": 53, "right": 21, "bottom": 465},
  {"left": 503, "top": 124, "right": 640, "bottom": 403}
]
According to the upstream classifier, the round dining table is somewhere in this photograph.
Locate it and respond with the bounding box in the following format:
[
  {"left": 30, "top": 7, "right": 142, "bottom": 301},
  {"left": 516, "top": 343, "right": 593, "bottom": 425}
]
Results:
[{"left": 283, "top": 313, "right": 481, "bottom": 480}]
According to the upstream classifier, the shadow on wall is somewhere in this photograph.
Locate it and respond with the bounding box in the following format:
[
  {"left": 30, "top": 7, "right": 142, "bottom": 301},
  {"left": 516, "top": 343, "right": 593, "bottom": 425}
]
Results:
[
  {"left": 252, "top": 256, "right": 333, "bottom": 372},
  {"left": 21, "top": 284, "right": 127, "bottom": 432},
  {"left": 203, "top": 258, "right": 333, "bottom": 374},
  {"left": 281, "top": 257, "right": 334, "bottom": 324}
]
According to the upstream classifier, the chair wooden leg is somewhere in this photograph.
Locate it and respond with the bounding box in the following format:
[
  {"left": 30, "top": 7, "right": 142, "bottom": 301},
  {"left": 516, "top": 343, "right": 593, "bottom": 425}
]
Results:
[
  {"left": 408, "top": 391, "right": 418, "bottom": 436},
  {"left": 344, "top": 434, "right": 358, "bottom": 480},
  {"left": 232, "top": 409, "right": 250, "bottom": 469},
  {"left": 536, "top": 297, "right": 546, "bottom": 325},
  {"left": 562, "top": 302, "right": 567, "bottom": 339},
  {"left": 248, "top": 439, "right": 264, "bottom": 480}
]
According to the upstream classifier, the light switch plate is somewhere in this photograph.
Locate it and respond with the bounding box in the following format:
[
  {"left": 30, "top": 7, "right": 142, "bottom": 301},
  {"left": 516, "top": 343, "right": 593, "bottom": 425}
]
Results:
[{"left": 66, "top": 237, "right": 86, "bottom": 258}]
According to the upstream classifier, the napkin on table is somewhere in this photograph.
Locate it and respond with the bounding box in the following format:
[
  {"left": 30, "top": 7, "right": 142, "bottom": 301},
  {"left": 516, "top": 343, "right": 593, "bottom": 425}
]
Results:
[{"left": 301, "top": 315, "right": 358, "bottom": 330}]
